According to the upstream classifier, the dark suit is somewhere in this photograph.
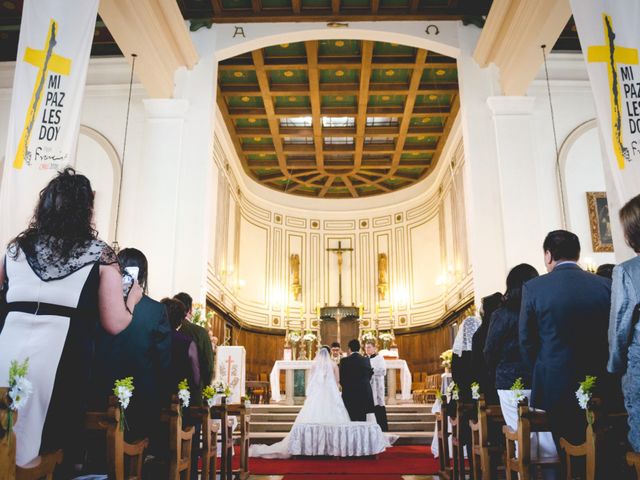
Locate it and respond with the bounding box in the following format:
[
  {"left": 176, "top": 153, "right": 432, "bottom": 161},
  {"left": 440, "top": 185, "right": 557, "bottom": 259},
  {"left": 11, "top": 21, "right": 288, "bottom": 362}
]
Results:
[
  {"left": 519, "top": 262, "right": 611, "bottom": 444},
  {"left": 92, "top": 295, "right": 172, "bottom": 440},
  {"left": 339, "top": 352, "right": 375, "bottom": 421}
]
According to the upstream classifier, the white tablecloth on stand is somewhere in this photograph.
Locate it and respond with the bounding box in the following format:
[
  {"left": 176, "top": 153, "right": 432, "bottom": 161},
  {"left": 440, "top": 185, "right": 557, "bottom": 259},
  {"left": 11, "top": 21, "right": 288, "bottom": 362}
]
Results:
[
  {"left": 269, "top": 359, "right": 412, "bottom": 402},
  {"left": 288, "top": 422, "right": 390, "bottom": 456}
]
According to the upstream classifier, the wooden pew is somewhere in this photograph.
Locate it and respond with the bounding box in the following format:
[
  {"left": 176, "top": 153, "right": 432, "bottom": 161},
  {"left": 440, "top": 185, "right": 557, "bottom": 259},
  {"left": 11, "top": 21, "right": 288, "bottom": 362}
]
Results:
[
  {"left": 627, "top": 452, "right": 640, "bottom": 478},
  {"left": 0, "top": 387, "right": 63, "bottom": 480},
  {"left": 83, "top": 396, "right": 149, "bottom": 480},
  {"left": 160, "top": 396, "right": 195, "bottom": 480},
  {"left": 212, "top": 397, "right": 251, "bottom": 480},
  {"left": 212, "top": 397, "right": 234, "bottom": 480},
  {"left": 187, "top": 405, "right": 219, "bottom": 480},
  {"left": 468, "top": 395, "right": 505, "bottom": 480},
  {"left": 503, "top": 403, "right": 560, "bottom": 480},
  {"left": 436, "top": 394, "right": 452, "bottom": 480},
  {"left": 449, "top": 399, "right": 475, "bottom": 480}
]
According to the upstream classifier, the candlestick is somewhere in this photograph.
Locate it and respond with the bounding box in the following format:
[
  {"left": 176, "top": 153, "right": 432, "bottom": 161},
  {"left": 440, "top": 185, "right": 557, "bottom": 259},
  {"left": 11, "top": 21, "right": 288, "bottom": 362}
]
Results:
[
  {"left": 359, "top": 303, "right": 363, "bottom": 318},
  {"left": 316, "top": 304, "right": 321, "bottom": 318}
]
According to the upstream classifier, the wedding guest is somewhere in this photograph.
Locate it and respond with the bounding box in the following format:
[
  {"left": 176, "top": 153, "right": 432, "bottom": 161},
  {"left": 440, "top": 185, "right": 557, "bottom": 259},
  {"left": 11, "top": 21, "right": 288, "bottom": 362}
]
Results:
[
  {"left": 470, "top": 292, "right": 502, "bottom": 404},
  {"left": 162, "top": 298, "right": 200, "bottom": 399},
  {"left": 520, "top": 230, "right": 611, "bottom": 448},
  {"left": 0, "top": 168, "right": 143, "bottom": 472},
  {"left": 609, "top": 194, "right": 640, "bottom": 452},
  {"left": 484, "top": 264, "right": 557, "bottom": 474},
  {"left": 451, "top": 315, "right": 481, "bottom": 402},
  {"left": 596, "top": 263, "right": 615, "bottom": 280},
  {"left": 174, "top": 292, "right": 215, "bottom": 392},
  {"left": 365, "top": 340, "right": 388, "bottom": 431},
  {"left": 92, "top": 248, "right": 172, "bottom": 442}
]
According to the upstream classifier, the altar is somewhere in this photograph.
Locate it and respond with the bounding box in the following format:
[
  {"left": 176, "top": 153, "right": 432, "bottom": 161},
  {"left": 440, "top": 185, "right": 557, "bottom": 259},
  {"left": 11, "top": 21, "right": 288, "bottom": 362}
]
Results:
[{"left": 270, "top": 359, "right": 412, "bottom": 405}]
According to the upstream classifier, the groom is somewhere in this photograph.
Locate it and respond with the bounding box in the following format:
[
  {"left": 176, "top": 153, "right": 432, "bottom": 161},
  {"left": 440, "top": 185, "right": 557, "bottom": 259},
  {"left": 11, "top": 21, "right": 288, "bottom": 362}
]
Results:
[{"left": 339, "top": 339, "right": 375, "bottom": 421}]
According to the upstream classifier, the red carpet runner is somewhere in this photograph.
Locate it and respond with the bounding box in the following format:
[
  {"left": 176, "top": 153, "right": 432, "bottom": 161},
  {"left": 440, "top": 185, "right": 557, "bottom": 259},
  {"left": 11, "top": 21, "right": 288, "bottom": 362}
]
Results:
[{"left": 247, "top": 446, "right": 439, "bottom": 476}]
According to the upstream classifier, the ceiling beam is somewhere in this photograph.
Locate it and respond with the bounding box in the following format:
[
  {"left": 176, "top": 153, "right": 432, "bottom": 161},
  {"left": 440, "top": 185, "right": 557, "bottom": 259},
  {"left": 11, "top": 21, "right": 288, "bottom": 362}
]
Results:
[
  {"left": 305, "top": 41, "right": 325, "bottom": 173},
  {"left": 287, "top": 173, "right": 325, "bottom": 192},
  {"left": 219, "top": 61, "right": 456, "bottom": 71},
  {"left": 319, "top": 176, "right": 336, "bottom": 197},
  {"left": 428, "top": 93, "right": 460, "bottom": 174},
  {"left": 354, "top": 41, "right": 374, "bottom": 171},
  {"left": 220, "top": 84, "right": 456, "bottom": 97},
  {"left": 352, "top": 174, "right": 391, "bottom": 192},
  {"left": 227, "top": 106, "right": 451, "bottom": 119},
  {"left": 390, "top": 49, "right": 428, "bottom": 175},
  {"left": 252, "top": 48, "right": 289, "bottom": 176},
  {"left": 371, "top": 0, "right": 380, "bottom": 14},
  {"left": 98, "top": 0, "right": 198, "bottom": 98},
  {"left": 343, "top": 176, "right": 358, "bottom": 198},
  {"left": 251, "top": 0, "right": 262, "bottom": 13},
  {"left": 331, "top": 0, "right": 341, "bottom": 14},
  {"left": 211, "top": 0, "right": 223, "bottom": 15},
  {"left": 292, "top": 0, "right": 302, "bottom": 14},
  {"left": 409, "top": 0, "right": 420, "bottom": 13}
]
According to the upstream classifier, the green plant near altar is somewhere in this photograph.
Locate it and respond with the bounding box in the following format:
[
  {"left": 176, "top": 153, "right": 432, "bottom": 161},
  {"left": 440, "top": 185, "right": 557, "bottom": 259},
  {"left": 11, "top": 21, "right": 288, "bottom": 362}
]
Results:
[{"left": 191, "top": 302, "right": 213, "bottom": 329}]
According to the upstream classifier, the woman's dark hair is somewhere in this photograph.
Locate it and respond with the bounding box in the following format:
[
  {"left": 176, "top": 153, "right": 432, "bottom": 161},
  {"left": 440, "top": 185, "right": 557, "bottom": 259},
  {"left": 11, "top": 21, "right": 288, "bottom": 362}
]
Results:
[
  {"left": 620, "top": 194, "right": 640, "bottom": 253},
  {"left": 174, "top": 292, "right": 193, "bottom": 312},
  {"left": 10, "top": 167, "right": 96, "bottom": 259},
  {"left": 118, "top": 248, "right": 149, "bottom": 293},
  {"left": 481, "top": 292, "right": 503, "bottom": 322},
  {"left": 503, "top": 263, "right": 539, "bottom": 311},
  {"left": 161, "top": 297, "right": 187, "bottom": 330},
  {"left": 596, "top": 263, "right": 615, "bottom": 280}
]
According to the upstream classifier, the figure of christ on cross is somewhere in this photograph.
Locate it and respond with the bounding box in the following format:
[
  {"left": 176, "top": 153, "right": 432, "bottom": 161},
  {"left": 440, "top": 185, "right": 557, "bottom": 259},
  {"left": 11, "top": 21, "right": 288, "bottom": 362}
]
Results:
[
  {"left": 14, "top": 19, "right": 71, "bottom": 169},
  {"left": 326, "top": 240, "right": 354, "bottom": 307}
]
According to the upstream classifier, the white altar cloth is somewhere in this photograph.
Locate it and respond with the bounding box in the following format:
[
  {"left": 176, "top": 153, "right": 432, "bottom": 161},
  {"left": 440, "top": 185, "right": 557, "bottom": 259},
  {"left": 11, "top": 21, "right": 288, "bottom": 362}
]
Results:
[
  {"left": 269, "top": 359, "right": 412, "bottom": 402},
  {"left": 288, "top": 422, "right": 390, "bottom": 456}
]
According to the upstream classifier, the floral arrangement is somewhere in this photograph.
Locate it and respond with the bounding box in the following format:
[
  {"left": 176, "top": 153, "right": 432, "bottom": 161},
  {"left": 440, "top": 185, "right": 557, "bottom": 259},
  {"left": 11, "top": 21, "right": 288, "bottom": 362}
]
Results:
[
  {"left": 576, "top": 375, "right": 597, "bottom": 424},
  {"left": 510, "top": 377, "right": 527, "bottom": 407},
  {"left": 471, "top": 381, "right": 480, "bottom": 400},
  {"left": 6, "top": 359, "right": 32, "bottom": 439},
  {"left": 446, "top": 381, "right": 459, "bottom": 402},
  {"left": 302, "top": 332, "right": 317, "bottom": 343},
  {"left": 212, "top": 379, "right": 232, "bottom": 397},
  {"left": 379, "top": 332, "right": 395, "bottom": 347},
  {"left": 361, "top": 330, "right": 377, "bottom": 343},
  {"left": 191, "top": 303, "right": 213, "bottom": 329},
  {"left": 178, "top": 379, "right": 190, "bottom": 415},
  {"left": 242, "top": 394, "right": 251, "bottom": 405},
  {"left": 287, "top": 331, "right": 302, "bottom": 344},
  {"left": 440, "top": 349, "right": 453, "bottom": 369},
  {"left": 202, "top": 385, "right": 216, "bottom": 408},
  {"left": 113, "top": 377, "right": 134, "bottom": 431}
]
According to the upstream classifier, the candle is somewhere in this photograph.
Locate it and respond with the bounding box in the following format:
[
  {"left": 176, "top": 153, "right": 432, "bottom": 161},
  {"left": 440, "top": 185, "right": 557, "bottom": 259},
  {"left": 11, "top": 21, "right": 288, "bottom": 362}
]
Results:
[
  {"left": 375, "top": 303, "right": 380, "bottom": 315},
  {"left": 359, "top": 303, "right": 363, "bottom": 318},
  {"left": 286, "top": 306, "right": 289, "bottom": 319},
  {"left": 316, "top": 304, "right": 321, "bottom": 318},
  {"left": 389, "top": 304, "right": 393, "bottom": 318}
]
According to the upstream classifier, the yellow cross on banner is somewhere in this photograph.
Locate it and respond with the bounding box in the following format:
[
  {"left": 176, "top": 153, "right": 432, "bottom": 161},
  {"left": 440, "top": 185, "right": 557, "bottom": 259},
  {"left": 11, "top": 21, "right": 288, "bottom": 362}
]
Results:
[
  {"left": 587, "top": 13, "right": 639, "bottom": 170},
  {"left": 13, "top": 18, "right": 72, "bottom": 170}
]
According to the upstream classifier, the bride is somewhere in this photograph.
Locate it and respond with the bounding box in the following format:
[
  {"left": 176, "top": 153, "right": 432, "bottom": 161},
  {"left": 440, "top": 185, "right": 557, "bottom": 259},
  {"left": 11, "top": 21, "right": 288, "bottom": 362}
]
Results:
[{"left": 249, "top": 346, "right": 392, "bottom": 459}]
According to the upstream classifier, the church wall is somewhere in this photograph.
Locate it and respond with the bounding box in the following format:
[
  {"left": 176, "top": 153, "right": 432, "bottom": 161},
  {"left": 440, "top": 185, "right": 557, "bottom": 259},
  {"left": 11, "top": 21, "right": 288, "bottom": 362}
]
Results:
[{"left": 208, "top": 112, "right": 473, "bottom": 332}]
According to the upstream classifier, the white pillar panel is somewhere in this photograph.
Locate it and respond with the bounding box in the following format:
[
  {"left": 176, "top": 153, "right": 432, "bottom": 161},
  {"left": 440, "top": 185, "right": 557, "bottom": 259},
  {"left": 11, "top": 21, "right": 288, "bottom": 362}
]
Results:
[
  {"left": 137, "top": 98, "right": 188, "bottom": 298},
  {"left": 487, "top": 96, "right": 546, "bottom": 273}
]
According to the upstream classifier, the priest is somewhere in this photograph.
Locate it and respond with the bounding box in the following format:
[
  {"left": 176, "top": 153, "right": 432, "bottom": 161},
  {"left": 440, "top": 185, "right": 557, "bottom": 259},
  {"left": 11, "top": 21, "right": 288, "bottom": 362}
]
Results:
[{"left": 365, "top": 340, "right": 389, "bottom": 431}]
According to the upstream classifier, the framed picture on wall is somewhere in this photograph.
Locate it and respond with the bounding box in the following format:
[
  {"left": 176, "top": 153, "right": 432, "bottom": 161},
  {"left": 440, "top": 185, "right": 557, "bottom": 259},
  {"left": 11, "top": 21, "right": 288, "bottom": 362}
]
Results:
[{"left": 586, "top": 192, "right": 614, "bottom": 253}]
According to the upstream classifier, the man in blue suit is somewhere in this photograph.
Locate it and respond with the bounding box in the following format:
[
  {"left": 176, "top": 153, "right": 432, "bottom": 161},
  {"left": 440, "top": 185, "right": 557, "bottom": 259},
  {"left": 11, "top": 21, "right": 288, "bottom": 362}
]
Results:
[{"left": 519, "top": 230, "right": 611, "bottom": 446}]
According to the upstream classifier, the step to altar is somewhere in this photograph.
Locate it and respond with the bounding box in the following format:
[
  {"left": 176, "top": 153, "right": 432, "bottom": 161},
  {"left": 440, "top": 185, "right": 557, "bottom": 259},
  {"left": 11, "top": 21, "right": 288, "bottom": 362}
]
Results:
[{"left": 247, "top": 403, "right": 435, "bottom": 446}]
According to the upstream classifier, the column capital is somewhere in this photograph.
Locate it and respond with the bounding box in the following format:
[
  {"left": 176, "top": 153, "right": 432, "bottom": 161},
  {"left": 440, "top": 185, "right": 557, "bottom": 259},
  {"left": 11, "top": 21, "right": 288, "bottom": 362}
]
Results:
[
  {"left": 143, "top": 98, "right": 189, "bottom": 119},
  {"left": 486, "top": 96, "right": 536, "bottom": 116}
]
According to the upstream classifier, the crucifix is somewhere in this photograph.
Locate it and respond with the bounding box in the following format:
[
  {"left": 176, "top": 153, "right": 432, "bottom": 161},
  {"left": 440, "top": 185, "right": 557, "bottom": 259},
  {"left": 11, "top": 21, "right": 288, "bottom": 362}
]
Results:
[
  {"left": 326, "top": 240, "right": 354, "bottom": 344},
  {"left": 225, "top": 355, "right": 234, "bottom": 385}
]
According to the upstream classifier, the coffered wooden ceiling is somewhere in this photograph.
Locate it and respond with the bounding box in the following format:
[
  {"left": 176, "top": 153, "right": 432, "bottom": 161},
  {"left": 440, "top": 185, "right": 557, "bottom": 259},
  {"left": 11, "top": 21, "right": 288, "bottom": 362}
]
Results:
[{"left": 218, "top": 40, "right": 460, "bottom": 198}]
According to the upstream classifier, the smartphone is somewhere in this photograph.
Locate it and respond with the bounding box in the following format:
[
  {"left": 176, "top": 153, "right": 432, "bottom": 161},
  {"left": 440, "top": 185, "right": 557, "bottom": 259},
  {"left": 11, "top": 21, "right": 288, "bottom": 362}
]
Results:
[{"left": 125, "top": 266, "right": 139, "bottom": 282}]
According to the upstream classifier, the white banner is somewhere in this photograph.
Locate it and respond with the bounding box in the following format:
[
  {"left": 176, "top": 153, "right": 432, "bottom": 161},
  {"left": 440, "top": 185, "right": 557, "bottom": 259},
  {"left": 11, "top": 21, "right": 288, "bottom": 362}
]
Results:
[
  {"left": 0, "top": 0, "right": 98, "bottom": 243},
  {"left": 215, "top": 346, "right": 246, "bottom": 404},
  {"left": 571, "top": 1, "right": 640, "bottom": 206}
]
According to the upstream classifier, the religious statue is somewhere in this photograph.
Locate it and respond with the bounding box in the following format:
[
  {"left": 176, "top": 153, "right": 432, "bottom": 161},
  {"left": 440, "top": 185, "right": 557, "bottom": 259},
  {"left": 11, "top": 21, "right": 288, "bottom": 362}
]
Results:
[
  {"left": 377, "top": 253, "right": 388, "bottom": 301},
  {"left": 290, "top": 253, "right": 302, "bottom": 302}
]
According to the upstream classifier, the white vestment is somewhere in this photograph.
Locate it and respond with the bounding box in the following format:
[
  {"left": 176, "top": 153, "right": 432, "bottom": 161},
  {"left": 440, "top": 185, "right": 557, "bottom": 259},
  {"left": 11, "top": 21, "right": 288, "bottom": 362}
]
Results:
[{"left": 370, "top": 354, "right": 387, "bottom": 407}]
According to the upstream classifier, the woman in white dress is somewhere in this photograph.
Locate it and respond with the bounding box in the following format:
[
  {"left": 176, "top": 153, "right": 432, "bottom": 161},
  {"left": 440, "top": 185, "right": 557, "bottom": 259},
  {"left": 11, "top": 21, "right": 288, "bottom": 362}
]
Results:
[{"left": 250, "top": 346, "right": 392, "bottom": 458}]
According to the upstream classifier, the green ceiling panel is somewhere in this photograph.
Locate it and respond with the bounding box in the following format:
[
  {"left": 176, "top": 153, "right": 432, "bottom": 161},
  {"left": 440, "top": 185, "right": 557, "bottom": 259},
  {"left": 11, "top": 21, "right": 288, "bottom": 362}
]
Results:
[
  {"left": 247, "top": 154, "right": 278, "bottom": 161},
  {"left": 384, "top": 177, "right": 408, "bottom": 186},
  {"left": 262, "top": 0, "right": 290, "bottom": 7},
  {"left": 264, "top": 42, "right": 306, "bottom": 57},
  {"left": 328, "top": 187, "right": 350, "bottom": 194},
  {"left": 255, "top": 168, "right": 281, "bottom": 175},
  {"left": 380, "top": 0, "right": 409, "bottom": 6},
  {"left": 421, "top": 67, "right": 458, "bottom": 83},
  {"left": 274, "top": 95, "right": 311, "bottom": 107},
  {"left": 273, "top": 179, "right": 290, "bottom": 186},
  {"left": 320, "top": 69, "right": 359, "bottom": 84},
  {"left": 341, "top": 0, "right": 370, "bottom": 7},
  {"left": 301, "top": 0, "right": 331, "bottom": 7},
  {"left": 371, "top": 68, "right": 410, "bottom": 83},
  {"left": 242, "top": 137, "right": 274, "bottom": 145},
  {"left": 410, "top": 116, "right": 445, "bottom": 127},
  {"left": 227, "top": 96, "right": 264, "bottom": 108},
  {"left": 297, "top": 185, "right": 320, "bottom": 193},
  {"left": 319, "top": 40, "right": 361, "bottom": 56},
  {"left": 269, "top": 69, "right": 308, "bottom": 84},
  {"left": 415, "top": 93, "right": 453, "bottom": 106},
  {"left": 373, "top": 42, "right": 415, "bottom": 56},
  {"left": 236, "top": 118, "right": 269, "bottom": 128},
  {"left": 404, "top": 135, "right": 438, "bottom": 145},
  {"left": 221, "top": 0, "right": 252, "bottom": 8},
  {"left": 322, "top": 95, "right": 357, "bottom": 107},
  {"left": 369, "top": 94, "right": 406, "bottom": 106},
  {"left": 398, "top": 167, "right": 424, "bottom": 175},
  {"left": 219, "top": 70, "right": 258, "bottom": 85},
  {"left": 358, "top": 184, "right": 379, "bottom": 193}
]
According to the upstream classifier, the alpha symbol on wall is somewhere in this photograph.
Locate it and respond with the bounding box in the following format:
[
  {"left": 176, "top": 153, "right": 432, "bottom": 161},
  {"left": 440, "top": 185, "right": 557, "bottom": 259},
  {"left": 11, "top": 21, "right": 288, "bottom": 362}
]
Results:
[{"left": 233, "top": 26, "right": 246, "bottom": 38}]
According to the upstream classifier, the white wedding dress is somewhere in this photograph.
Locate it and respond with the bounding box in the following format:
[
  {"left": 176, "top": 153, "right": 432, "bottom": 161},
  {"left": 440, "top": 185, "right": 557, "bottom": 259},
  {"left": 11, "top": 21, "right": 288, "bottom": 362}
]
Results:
[{"left": 249, "top": 349, "right": 392, "bottom": 458}]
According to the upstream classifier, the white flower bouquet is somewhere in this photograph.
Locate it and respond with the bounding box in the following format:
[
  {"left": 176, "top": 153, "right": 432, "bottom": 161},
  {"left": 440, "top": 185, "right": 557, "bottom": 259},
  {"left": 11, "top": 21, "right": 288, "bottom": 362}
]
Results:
[
  {"left": 287, "top": 331, "right": 302, "bottom": 344},
  {"left": 113, "top": 377, "right": 134, "bottom": 431},
  {"left": 471, "top": 381, "right": 480, "bottom": 400},
  {"left": 178, "top": 379, "right": 191, "bottom": 415},
  {"left": 446, "top": 381, "right": 459, "bottom": 402},
  {"left": 202, "top": 385, "right": 216, "bottom": 408},
  {"left": 6, "top": 359, "right": 32, "bottom": 439},
  {"left": 361, "top": 331, "right": 377, "bottom": 343},
  {"left": 302, "top": 332, "right": 317, "bottom": 343},
  {"left": 510, "top": 377, "right": 527, "bottom": 407},
  {"left": 191, "top": 303, "right": 213, "bottom": 329},
  {"left": 440, "top": 349, "right": 453, "bottom": 369},
  {"left": 576, "top": 375, "right": 597, "bottom": 424}
]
